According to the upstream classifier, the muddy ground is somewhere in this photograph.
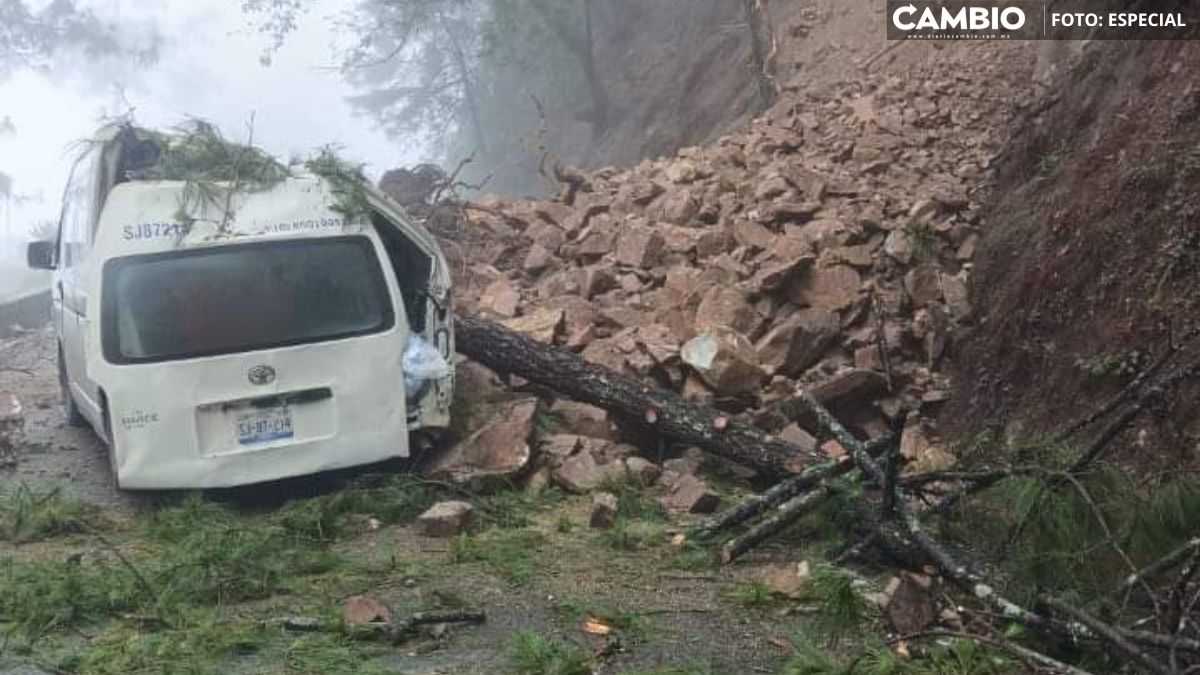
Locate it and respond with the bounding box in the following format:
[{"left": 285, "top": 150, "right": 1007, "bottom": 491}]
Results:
[{"left": 0, "top": 329, "right": 833, "bottom": 674}]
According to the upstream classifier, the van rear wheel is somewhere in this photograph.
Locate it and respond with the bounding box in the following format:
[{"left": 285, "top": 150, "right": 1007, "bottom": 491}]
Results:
[
  {"left": 100, "top": 398, "right": 123, "bottom": 491},
  {"left": 58, "top": 346, "right": 86, "bottom": 427}
]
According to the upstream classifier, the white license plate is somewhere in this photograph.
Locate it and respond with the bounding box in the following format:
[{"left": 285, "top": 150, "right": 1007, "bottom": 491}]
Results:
[{"left": 236, "top": 406, "right": 294, "bottom": 445}]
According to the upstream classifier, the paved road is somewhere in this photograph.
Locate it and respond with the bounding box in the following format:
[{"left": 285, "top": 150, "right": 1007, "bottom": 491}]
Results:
[{"left": 0, "top": 328, "right": 146, "bottom": 519}]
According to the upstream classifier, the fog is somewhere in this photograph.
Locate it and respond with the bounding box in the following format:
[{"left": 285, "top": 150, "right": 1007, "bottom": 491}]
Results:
[{"left": 0, "top": 0, "right": 423, "bottom": 295}]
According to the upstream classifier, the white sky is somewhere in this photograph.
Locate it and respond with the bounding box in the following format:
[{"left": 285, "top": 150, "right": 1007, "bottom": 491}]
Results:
[{"left": 0, "top": 0, "right": 418, "bottom": 272}]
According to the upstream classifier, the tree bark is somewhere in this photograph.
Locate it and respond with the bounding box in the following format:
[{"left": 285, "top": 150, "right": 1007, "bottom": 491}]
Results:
[{"left": 454, "top": 314, "right": 819, "bottom": 476}]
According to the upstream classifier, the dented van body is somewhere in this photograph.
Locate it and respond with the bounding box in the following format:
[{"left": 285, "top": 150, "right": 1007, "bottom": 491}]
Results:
[{"left": 27, "top": 124, "right": 453, "bottom": 489}]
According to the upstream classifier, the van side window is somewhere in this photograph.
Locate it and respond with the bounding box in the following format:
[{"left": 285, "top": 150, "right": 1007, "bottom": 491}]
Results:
[{"left": 59, "top": 151, "right": 99, "bottom": 269}]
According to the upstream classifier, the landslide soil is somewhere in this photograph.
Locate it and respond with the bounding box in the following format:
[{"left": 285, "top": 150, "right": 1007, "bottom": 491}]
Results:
[{"left": 943, "top": 36, "right": 1200, "bottom": 473}]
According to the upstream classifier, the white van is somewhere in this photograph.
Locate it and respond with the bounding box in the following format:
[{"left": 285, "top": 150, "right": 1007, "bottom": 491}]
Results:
[{"left": 26, "top": 124, "right": 454, "bottom": 489}]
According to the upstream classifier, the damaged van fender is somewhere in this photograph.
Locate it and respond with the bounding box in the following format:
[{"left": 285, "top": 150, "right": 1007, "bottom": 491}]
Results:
[{"left": 28, "top": 123, "right": 454, "bottom": 489}]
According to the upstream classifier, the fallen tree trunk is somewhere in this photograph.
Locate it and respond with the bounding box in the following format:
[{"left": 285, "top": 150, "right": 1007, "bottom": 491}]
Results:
[{"left": 454, "top": 314, "right": 819, "bottom": 476}]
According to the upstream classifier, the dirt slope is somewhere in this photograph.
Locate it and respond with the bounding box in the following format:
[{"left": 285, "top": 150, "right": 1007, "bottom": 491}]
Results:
[{"left": 944, "top": 37, "right": 1200, "bottom": 471}]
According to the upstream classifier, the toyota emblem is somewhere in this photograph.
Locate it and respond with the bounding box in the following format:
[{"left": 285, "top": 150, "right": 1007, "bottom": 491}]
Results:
[{"left": 248, "top": 365, "right": 276, "bottom": 386}]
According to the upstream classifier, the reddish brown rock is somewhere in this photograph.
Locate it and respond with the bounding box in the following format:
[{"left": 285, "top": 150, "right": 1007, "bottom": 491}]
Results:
[
  {"left": 523, "top": 243, "right": 555, "bottom": 274},
  {"left": 904, "top": 265, "right": 943, "bottom": 308},
  {"left": 425, "top": 399, "right": 538, "bottom": 483},
  {"left": 778, "top": 423, "right": 818, "bottom": 453},
  {"left": 695, "top": 230, "right": 734, "bottom": 259},
  {"left": 660, "top": 473, "right": 721, "bottom": 514},
  {"left": 754, "top": 308, "right": 840, "bottom": 376},
  {"left": 748, "top": 256, "right": 815, "bottom": 294},
  {"left": 695, "top": 287, "right": 762, "bottom": 336},
  {"left": 811, "top": 369, "right": 889, "bottom": 408},
  {"left": 730, "top": 219, "right": 776, "bottom": 252},
  {"left": 615, "top": 224, "right": 665, "bottom": 269},
  {"left": 788, "top": 264, "right": 862, "bottom": 311},
  {"left": 550, "top": 400, "right": 612, "bottom": 440},
  {"left": 343, "top": 596, "right": 393, "bottom": 627},
  {"left": 761, "top": 561, "right": 812, "bottom": 599},
  {"left": 553, "top": 446, "right": 629, "bottom": 493},
  {"left": 417, "top": 501, "right": 475, "bottom": 538},
  {"left": 501, "top": 308, "right": 565, "bottom": 343},
  {"left": 657, "top": 190, "right": 700, "bottom": 224},
  {"left": 480, "top": 278, "right": 520, "bottom": 318},
  {"left": 680, "top": 328, "right": 766, "bottom": 396}
]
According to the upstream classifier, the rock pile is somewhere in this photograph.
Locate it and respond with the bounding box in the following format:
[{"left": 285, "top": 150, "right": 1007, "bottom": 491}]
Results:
[{"left": 401, "top": 54, "right": 1028, "bottom": 490}]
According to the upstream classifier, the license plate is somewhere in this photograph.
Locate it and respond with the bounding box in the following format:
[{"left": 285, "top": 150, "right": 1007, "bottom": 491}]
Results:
[{"left": 236, "top": 406, "right": 294, "bottom": 445}]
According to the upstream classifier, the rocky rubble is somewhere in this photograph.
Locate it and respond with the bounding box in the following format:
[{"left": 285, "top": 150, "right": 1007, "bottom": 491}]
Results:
[{"left": 401, "top": 55, "right": 1027, "bottom": 496}]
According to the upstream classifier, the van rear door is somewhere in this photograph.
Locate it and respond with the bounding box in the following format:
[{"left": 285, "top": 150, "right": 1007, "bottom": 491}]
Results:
[{"left": 87, "top": 230, "right": 411, "bottom": 487}]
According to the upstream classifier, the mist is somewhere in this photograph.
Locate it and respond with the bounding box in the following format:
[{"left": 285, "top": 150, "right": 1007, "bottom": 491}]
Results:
[{"left": 0, "top": 0, "right": 424, "bottom": 300}]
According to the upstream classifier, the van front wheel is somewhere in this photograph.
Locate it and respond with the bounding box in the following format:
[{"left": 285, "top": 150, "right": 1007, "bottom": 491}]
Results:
[{"left": 58, "top": 346, "right": 86, "bottom": 428}]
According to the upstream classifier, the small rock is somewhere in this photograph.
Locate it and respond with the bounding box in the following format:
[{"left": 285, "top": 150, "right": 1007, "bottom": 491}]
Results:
[
  {"left": 755, "top": 309, "right": 840, "bottom": 377},
  {"left": 779, "top": 423, "right": 818, "bottom": 453},
  {"left": 624, "top": 456, "right": 663, "bottom": 485},
  {"left": 695, "top": 287, "right": 762, "bottom": 336},
  {"left": 480, "top": 278, "right": 520, "bottom": 318},
  {"left": 904, "top": 265, "right": 943, "bottom": 308},
  {"left": 881, "top": 573, "right": 936, "bottom": 634},
  {"left": 821, "top": 439, "right": 848, "bottom": 459},
  {"left": 343, "top": 595, "right": 393, "bottom": 627},
  {"left": 762, "top": 561, "right": 812, "bottom": 598},
  {"left": 418, "top": 501, "right": 474, "bottom": 538},
  {"left": 523, "top": 243, "right": 554, "bottom": 274},
  {"left": 589, "top": 492, "right": 619, "bottom": 529},
  {"left": 660, "top": 473, "right": 721, "bottom": 514},
  {"left": 940, "top": 273, "right": 972, "bottom": 320},
  {"left": 884, "top": 230, "right": 912, "bottom": 265},
  {"left": 501, "top": 308, "right": 565, "bottom": 343},
  {"left": 680, "top": 328, "right": 767, "bottom": 396},
  {"left": 615, "top": 224, "right": 665, "bottom": 269},
  {"left": 550, "top": 400, "right": 612, "bottom": 439},
  {"left": 553, "top": 448, "right": 628, "bottom": 493},
  {"left": 811, "top": 369, "right": 889, "bottom": 408},
  {"left": 788, "top": 264, "right": 862, "bottom": 311}
]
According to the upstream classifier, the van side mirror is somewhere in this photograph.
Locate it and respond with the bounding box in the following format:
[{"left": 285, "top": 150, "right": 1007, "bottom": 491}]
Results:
[{"left": 27, "top": 241, "right": 56, "bottom": 270}]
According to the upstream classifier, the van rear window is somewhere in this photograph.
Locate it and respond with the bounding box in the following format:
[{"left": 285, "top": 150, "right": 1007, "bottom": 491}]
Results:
[{"left": 102, "top": 236, "right": 395, "bottom": 364}]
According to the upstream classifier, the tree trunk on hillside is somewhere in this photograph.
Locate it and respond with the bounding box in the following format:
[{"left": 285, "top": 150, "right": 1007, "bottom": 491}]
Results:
[
  {"left": 454, "top": 314, "right": 816, "bottom": 476},
  {"left": 435, "top": 9, "right": 488, "bottom": 155}
]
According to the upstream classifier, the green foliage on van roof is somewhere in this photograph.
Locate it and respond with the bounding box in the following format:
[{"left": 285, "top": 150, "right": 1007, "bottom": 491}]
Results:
[
  {"left": 126, "top": 119, "right": 290, "bottom": 191},
  {"left": 304, "top": 147, "right": 373, "bottom": 223},
  {"left": 118, "top": 120, "right": 375, "bottom": 227}
]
